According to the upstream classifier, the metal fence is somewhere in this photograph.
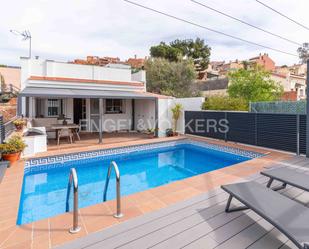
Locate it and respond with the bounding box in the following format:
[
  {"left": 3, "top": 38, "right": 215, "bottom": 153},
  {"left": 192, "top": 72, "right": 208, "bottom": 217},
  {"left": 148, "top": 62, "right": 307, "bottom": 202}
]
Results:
[
  {"left": 250, "top": 101, "right": 306, "bottom": 114},
  {"left": 185, "top": 111, "right": 306, "bottom": 154},
  {"left": 0, "top": 116, "right": 4, "bottom": 144},
  {"left": 3, "top": 117, "right": 17, "bottom": 140}
]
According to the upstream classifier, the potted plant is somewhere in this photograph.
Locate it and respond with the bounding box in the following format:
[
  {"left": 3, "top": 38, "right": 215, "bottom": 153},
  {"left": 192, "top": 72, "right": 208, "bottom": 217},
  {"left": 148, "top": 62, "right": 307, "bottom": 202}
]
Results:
[
  {"left": 13, "top": 119, "right": 26, "bottom": 131},
  {"left": 171, "top": 103, "right": 183, "bottom": 136},
  {"left": 165, "top": 128, "right": 174, "bottom": 137},
  {"left": 145, "top": 128, "right": 156, "bottom": 138},
  {"left": 0, "top": 135, "right": 27, "bottom": 165}
]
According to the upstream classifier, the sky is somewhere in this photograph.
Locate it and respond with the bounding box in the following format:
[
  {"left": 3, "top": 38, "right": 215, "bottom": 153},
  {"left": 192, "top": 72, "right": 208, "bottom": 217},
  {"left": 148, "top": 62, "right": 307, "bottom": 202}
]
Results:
[{"left": 1, "top": 0, "right": 309, "bottom": 67}]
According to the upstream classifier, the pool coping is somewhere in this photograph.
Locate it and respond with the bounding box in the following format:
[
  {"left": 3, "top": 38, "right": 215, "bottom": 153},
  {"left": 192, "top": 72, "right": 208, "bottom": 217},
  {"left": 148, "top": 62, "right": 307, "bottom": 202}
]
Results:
[{"left": 25, "top": 138, "right": 263, "bottom": 171}]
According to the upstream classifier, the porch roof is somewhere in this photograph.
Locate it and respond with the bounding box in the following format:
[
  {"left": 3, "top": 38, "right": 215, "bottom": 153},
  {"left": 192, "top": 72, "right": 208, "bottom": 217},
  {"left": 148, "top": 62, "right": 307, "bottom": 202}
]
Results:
[{"left": 19, "top": 87, "right": 158, "bottom": 99}]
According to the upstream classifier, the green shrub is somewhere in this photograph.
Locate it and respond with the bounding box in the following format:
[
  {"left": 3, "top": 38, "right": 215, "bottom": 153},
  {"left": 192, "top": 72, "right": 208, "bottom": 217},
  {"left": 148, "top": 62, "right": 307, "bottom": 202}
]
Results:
[
  {"left": 202, "top": 95, "right": 248, "bottom": 111},
  {"left": 0, "top": 135, "right": 27, "bottom": 154}
]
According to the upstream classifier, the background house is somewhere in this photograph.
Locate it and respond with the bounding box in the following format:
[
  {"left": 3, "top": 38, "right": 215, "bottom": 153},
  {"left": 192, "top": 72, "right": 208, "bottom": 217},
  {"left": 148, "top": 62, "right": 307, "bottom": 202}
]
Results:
[
  {"left": 18, "top": 57, "right": 203, "bottom": 138},
  {"left": 198, "top": 53, "right": 307, "bottom": 100},
  {"left": 0, "top": 66, "right": 21, "bottom": 93}
]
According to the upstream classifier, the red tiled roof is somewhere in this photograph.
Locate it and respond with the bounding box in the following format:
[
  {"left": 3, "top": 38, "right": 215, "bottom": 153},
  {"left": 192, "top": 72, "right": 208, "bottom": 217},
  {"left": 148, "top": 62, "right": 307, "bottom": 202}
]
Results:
[
  {"left": 135, "top": 91, "right": 174, "bottom": 99},
  {"left": 28, "top": 76, "right": 144, "bottom": 87},
  {"left": 271, "top": 72, "right": 286, "bottom": 79}
]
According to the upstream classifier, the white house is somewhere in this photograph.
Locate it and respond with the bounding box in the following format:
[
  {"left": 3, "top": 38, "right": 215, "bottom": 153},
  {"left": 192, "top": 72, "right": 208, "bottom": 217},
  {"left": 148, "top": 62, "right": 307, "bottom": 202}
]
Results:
[
  {"left": 18, "top": 57, "right": 203, "bottom": 141},
  {"left": 271, "top": 72, "right": 306, "bottom": 100}
]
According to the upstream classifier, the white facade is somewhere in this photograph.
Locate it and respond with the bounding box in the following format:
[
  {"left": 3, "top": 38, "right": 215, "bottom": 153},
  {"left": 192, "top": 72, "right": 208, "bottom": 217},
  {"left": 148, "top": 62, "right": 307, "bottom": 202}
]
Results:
[
  {"left": 20, "top": 57, "right": 203, "bottom": 137},
  {"left": 271, "top": 72, "right": 306, "bottom": 100}
]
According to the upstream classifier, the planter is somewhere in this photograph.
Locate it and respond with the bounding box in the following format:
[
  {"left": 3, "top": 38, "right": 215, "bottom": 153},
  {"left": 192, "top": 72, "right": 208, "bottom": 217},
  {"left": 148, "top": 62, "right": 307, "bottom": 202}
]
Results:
[
  {"left": 146, "top": 133, "right": 155, "bottom": 139},
  {"left": 0, "top": 161, "right": 9, "bottom": 183},
  {"left": 2, "top": 152, "right": 21, "bottom": 165},
  {"left": 14, "top": 124, "right": 24, "bottom": 131}
]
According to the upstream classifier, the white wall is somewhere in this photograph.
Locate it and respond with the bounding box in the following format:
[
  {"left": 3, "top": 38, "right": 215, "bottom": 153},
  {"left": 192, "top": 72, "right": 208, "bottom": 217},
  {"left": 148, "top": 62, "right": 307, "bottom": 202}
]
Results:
[
  {"left": 21, "top": 58, "right": 146, "bottom": 91},
  {"left": 157, "top": 97, "right": 204, "bottom": 137},
  {"left": 172, "top": 97, "right": 204, "bottom": 134},
  {"left": 158, "top": 98, "right": 173, "bottom": 137},
  {"left": 134, "top": 99, "right": 156, "bottom": 131},
  {"left": 102, "top": 99, "right": 133, "bottom": 132}
]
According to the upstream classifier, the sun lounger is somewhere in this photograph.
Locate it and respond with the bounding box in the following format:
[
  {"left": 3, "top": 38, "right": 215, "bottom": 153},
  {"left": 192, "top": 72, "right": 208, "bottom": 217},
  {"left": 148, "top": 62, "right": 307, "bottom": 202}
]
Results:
[
  {"left": 221, "top": 181, "right": 309, "bottom": 249},
  {"left": 261, "top": 167, "right": 309, "bottom": 192}
]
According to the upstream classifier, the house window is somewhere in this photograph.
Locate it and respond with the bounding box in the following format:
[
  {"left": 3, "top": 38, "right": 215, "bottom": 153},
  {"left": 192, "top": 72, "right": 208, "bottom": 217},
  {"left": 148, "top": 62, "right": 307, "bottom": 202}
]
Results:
[
  {"left": 105, "top": 99, "right": 124, "bottom": 114},
  {"left": 300, "top": 89, "right": 304, "bottom": 96},
  {"left": 47, "top": 99, "right": 63, "bottom": 117}
]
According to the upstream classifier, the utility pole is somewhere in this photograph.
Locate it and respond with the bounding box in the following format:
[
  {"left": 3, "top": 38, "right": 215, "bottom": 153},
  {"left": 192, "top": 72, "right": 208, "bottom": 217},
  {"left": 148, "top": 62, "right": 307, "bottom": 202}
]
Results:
[{"left": 306, "top": 59, "right": 309, "bottom": 158}]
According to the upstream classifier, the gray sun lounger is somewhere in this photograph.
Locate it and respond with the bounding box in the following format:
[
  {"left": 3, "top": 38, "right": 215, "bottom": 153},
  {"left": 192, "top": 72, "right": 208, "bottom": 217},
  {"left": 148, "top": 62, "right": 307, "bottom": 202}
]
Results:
[
  {"left": 261, "top": 167, "right": 309, "bottom": 192},
  {"left": 221, "top": 181, "right": 309, "bottom": 249}
]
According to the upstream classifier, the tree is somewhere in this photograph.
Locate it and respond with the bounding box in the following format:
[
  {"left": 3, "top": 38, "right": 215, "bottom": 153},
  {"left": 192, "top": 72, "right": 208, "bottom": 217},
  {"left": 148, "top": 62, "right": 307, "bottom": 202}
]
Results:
[
  {"left": 150, "top": 38, "right": 211, "bottom": 71},
  {"left": 0, "top": 73, "right": 6, "bottom": 93},
  {"left": 297, "top": 43, "right": 309, "bottom": 63},
  {"left": 145, "top": 58, "right": 200, "bottom": 98},
  {"left": 202, "top": 95, "right": 248, "bottom": 111},
  {"left": 150, "top": 42, "right": 181, "bottom": 62},
  {"left": 227, "top": 66, "right": 283, "bottom": 103}
]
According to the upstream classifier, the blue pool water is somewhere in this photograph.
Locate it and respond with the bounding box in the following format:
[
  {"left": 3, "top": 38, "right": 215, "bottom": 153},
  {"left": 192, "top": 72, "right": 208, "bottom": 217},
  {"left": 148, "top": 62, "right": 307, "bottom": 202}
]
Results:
[{"left": 17, "top": 142, "right": 254, "bottom": 225}]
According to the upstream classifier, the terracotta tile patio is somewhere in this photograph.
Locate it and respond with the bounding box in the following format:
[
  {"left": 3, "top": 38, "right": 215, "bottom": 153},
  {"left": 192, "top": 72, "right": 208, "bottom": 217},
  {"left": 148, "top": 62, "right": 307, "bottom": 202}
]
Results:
[{"left": 0, "top": 135, "right": 293, "bottom": 249}]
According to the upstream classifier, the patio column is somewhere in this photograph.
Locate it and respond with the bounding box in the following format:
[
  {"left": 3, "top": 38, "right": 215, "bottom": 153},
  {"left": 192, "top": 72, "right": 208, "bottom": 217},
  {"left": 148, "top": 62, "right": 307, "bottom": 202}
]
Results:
[
  {"left": 306, "top": 59, "right": 309, "bottom": 158},
  {"left": 155, "top": 98, "right": 159, "bottom": 137},
  {"left": 99, "top": 98, "right": 103, "bottom": 143},
  {"left": 17, "top": 95, "right": 22, "bottom": 116}
]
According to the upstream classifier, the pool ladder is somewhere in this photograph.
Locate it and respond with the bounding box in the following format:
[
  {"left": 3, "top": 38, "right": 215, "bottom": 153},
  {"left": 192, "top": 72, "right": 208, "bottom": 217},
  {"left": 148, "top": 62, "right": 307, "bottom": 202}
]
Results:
[
  {"left": 103, "top": 161, "right": 123, "bottom": 218},
  {"left": 66, "top": 168, "right": 81, "bottom": 234},
  {"left": 66, "top": 161, "right": 123, "bottom": 234}
]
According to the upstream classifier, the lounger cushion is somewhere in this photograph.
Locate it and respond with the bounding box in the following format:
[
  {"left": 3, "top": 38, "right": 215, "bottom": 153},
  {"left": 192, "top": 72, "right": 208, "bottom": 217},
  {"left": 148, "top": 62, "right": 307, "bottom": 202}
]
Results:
[
  {"left": 221, "top": 181, "right": 309, "bottom": 249},
  {"left": 261, "top": 167, "right": 309, "bottom": 192}
]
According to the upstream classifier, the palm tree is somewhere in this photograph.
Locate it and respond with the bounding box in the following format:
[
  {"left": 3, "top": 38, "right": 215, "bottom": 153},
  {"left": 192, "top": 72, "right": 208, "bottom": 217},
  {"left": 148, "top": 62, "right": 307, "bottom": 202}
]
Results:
[{"left": 171, "top": 103, "right": 183, "bottom": 132}]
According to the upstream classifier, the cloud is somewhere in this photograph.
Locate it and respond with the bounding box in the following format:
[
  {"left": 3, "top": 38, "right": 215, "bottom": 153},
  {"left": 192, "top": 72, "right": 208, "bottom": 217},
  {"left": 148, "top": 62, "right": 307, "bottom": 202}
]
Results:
[{"left": 1, "top": 0, "right": 308, "bottom": 66}]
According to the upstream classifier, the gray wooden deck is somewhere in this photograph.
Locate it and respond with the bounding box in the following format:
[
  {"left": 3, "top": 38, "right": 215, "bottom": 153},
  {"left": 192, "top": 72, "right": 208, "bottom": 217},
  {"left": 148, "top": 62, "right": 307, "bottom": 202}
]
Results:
[{"left": 56, "top": 156, "right": 309, "bottom": 249}]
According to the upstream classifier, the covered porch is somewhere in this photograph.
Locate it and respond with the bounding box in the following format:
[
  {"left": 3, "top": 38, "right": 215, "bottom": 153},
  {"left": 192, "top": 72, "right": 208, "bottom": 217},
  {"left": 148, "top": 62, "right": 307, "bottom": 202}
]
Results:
[
  {"left": 18, "top": 87, "right": 160, "bottom": 146},
  {"left": 46, "top": 131, "right": 155, "bottom": 153}
]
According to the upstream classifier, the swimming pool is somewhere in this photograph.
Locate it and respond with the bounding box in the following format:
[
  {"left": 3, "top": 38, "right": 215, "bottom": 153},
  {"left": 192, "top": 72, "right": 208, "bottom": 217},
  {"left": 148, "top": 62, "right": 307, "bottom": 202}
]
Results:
[{"left": 17, "top": 140, "right": 261, "bottom": 225}]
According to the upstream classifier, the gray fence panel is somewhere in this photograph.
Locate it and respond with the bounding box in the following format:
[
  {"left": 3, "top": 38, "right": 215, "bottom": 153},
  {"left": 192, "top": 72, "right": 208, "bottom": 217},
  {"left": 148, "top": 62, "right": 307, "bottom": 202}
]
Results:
[
  {"left": 226, "top": 112, "right": 256, "bottom": 145},
  {"left": 256, "top": 114, "right": 297, "bottom": 152},
  {"left": 185, "top": 111, "right": 225, "bottom": 140},
  {"left": 299, "top": 115, "right": 306, "bottom": 154},
  {"left": 185, "top": 111, "right": 307, "bottom": 154}
]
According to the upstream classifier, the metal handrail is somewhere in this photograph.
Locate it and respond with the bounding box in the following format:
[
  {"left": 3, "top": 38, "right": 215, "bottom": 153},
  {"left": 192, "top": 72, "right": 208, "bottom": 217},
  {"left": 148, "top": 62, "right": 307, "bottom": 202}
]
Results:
[
  {"left": 103, "top": 161, "right": 123, "bottom": 218},
  {"left": 67, "top": 168, "right": 81, "bottom": 233}
]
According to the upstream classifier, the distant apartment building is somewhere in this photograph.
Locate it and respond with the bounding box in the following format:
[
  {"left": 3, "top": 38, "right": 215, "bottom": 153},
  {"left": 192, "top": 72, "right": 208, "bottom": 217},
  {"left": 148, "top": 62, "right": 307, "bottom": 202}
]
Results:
[
  {"left": 271, "top": 72, "right": 306, "bottom": 101},
  {"left": 248, "top": 53, "right": 275, "bottom": 71},
  {"left": 72, "top": 55, "right": 147, "bottom": 70},
  {"left": 288, "top": 64, "right": 307, "bottom": 76},
  {"left": 199, "top": 53, "right": 307, "bottom": 100},
  {"left": 72, "top": 56, "right": 122, "bottom": 66},
  {"left": 126, "top": 55, "right": 146, "bottom": 69},
  {"left": 0, "top": 66, "right": 21, "bottom": 93}
]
